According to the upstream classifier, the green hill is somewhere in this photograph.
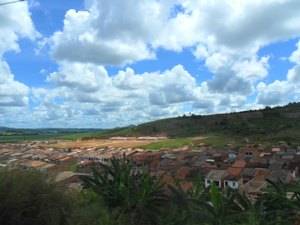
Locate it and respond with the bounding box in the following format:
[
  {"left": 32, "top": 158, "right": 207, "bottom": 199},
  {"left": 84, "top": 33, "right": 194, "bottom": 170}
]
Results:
[
  {"left": 1, "top": 102, "right": 300, "bottom": 145},
  {"left": 98, "top": 102, "right": 300, "bottom": 144}
]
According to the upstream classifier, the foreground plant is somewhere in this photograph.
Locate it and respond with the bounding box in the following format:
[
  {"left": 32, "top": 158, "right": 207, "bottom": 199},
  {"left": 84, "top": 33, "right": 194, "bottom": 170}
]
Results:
[
  {"left": 80, "top": 157, "right": 168, "bottom": 225},
  {"left": 0, "top": 169, "right": 74, "bottom": 225}
]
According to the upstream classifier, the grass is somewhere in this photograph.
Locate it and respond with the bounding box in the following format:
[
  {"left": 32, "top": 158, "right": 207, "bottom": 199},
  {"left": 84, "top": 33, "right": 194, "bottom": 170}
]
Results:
[
  {"left": 69, "top": 163, "right": 78, "bottom": 172},
  {"left": 0, "top": 132, "right": 103, "bottom": 143},
  {"left": 190, "top": 133, "right": 244, "bottom": 149},
  {"left": 139, "top": 133, "right": 257, "bottom": 150},
  {"left": 140, "top": 134, "right": 244, "bottom": 150},
  {"left": 0, "top": 131, "right": 25, "bottom": 136},
  {"left": 59, "top": 132, "right": 104, "bottom": 140},
  {"left": 141, "top": 138, "right": 192, "bottom": 150}
]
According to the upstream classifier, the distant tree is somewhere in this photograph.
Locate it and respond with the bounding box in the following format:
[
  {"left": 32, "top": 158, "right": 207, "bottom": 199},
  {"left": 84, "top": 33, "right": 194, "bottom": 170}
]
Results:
[
  {"left": 152, "top": 126, "right": 158, "bottom": 134},
  {"left": 220, "top": 118, "right": 228, "bottom": 126},
  {"left": 191, "top": 114, "right": 198, "bottom": 120}
]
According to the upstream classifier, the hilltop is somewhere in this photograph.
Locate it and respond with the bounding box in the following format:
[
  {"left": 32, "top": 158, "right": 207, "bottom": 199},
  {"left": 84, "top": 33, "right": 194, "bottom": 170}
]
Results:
[{"left": 98, "top": 102, "right": 300, "bottom": 144}]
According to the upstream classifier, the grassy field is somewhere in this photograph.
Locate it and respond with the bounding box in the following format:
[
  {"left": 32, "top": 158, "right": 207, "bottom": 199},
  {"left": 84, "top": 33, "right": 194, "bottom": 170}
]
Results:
[
  {"left": 190, "top": 134, "right": 242, "bottom": 149},
  {"left": 140, "top": 133, "right": 244, "bottom": 150},
  {"left": 141, "top": 138, "right": 192, "bottom": 150},
  {"left": 0, "top": 132, "right": 103, "bottom": 143},
  {"left": 139, "top": 132, "right": 297, "bottom": 150}
]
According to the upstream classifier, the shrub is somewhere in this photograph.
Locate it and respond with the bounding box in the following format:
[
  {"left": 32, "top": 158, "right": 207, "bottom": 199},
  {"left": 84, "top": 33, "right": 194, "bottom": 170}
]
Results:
[{"left": 0, "top": 169, "right": 74, "bottom": 225}]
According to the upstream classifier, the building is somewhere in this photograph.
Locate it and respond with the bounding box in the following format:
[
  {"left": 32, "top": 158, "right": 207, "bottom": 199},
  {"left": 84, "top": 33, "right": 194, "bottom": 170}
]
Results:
[{"left": 205, "top": 170, "right": 229, "bottom": 188}]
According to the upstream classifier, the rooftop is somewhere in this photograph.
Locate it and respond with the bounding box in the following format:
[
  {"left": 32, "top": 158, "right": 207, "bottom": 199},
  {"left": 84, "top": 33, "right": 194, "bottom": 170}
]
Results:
[
  {"left": 253, "top": 169, "right": 269, "bottom": 181},
  {"left": 227, "top": 167, "right": 243, "bottom": 176},
  {"left": 206, "top": 170, "right": 229, "bottom": 180},
  {"left": 232, "top": 160, "right": 246, "bottom": 168}
]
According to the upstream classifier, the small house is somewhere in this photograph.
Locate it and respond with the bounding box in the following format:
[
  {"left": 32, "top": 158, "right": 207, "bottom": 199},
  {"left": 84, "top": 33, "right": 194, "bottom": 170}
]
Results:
[{"left": 205, "top": 170, "right": 229, "bottom": 188}]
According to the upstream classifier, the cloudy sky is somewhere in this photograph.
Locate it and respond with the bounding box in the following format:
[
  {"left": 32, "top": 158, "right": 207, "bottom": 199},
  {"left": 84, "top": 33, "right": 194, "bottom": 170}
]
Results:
[{"left": 1, "top": 0, "right": 300, "bottom": 128}]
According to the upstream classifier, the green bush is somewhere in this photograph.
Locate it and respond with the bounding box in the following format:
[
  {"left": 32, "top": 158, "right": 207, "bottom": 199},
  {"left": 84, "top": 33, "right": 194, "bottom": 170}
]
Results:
[
  {"left": 0, "top": 169, "right": 74, "bottom": 225},
  {"left": 71, "top": 189, "right": 115, "bottom": 225}
]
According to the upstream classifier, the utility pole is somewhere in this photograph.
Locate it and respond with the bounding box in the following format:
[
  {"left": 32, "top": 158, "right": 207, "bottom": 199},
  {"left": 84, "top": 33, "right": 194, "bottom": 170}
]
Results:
[{"left": 0, "top": 0, "right": 26, "bottom": 6}]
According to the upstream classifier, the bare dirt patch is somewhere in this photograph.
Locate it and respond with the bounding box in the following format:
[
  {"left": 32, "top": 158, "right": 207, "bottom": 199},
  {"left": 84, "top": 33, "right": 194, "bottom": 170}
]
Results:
[
  {"left": 191, "top": 136, "right": 208, "bottom": 140},
  {"left": 41, "top": 139, "right": 157, "bottom": 149}
]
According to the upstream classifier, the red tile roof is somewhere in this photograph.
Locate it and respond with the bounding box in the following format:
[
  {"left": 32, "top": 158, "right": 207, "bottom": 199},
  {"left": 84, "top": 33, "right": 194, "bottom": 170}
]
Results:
[
  {"left": 254, "top": 169, "right": 269, "bottom": 181},
  {"left": 232, "top": 160, "right": 247, "bottom": 168},
  {"left": 227, "top": 167, "right": 243, "bottom": 176}
]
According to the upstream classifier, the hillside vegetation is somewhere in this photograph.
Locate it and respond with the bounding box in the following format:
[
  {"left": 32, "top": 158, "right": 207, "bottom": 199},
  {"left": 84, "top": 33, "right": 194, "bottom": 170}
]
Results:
[
  {"left": 98, "top": 102, "right": 300, "bottom": 144},
  {"left": 1, "top": 102, "right": 300, "bottom": 145}
]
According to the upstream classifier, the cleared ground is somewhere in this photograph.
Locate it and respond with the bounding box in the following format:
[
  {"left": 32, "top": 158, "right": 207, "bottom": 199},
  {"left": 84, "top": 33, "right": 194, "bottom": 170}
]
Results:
[
  {"left": 41, "top": 136, "right": 217, "bottom": 150},
  {"left": 41, "top": 139, "right": 158, "bottom": 148}
]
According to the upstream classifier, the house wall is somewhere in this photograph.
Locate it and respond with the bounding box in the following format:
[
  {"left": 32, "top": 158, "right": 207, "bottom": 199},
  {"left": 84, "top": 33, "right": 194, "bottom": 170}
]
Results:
[
  {"left": 224, "top": 180, "right": 238, "bottom": 189},
  {"left": 244, "top": 150, "right": 259, "bottom": 158},
  {"left": 292, "top": 166, "right": 299, "bottom": 179},
  {"left": 224, "top": 178, "right": 243, "bottom": 190},
  {"left": 205, "top": 179, "right": 221, "bottom": 188},
  {"left": 205, "top": 179, "right": 211, "bottom": 187}
]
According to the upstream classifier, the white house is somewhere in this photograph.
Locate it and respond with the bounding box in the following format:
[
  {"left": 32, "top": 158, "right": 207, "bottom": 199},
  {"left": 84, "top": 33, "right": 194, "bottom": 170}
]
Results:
[
  {"left": 205, "top": 170, "right": 229, "bottom": 188},
  {"left": 223, "top": 175, "right": 243, "bottom": 190}
]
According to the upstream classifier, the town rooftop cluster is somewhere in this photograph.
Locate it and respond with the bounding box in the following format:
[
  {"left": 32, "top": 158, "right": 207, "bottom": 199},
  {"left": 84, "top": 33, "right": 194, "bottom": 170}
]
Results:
[{"left": 1, "top": 139, "right": 300, "bottom": 198}]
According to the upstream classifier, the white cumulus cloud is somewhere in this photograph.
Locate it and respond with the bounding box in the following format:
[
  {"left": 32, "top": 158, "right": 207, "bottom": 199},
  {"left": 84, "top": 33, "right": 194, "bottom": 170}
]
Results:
[
  {"left": 256, "top": 40, "right": 300, "bottom": 106},
  {"left": 0, "top": 1, "right": 38, "bottom": 109}
]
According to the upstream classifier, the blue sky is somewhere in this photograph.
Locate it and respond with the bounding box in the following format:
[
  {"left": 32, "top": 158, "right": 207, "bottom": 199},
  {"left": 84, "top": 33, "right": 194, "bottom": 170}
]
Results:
[{"left": 1, "top": 0, "right": 300, "bottom": 128}]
